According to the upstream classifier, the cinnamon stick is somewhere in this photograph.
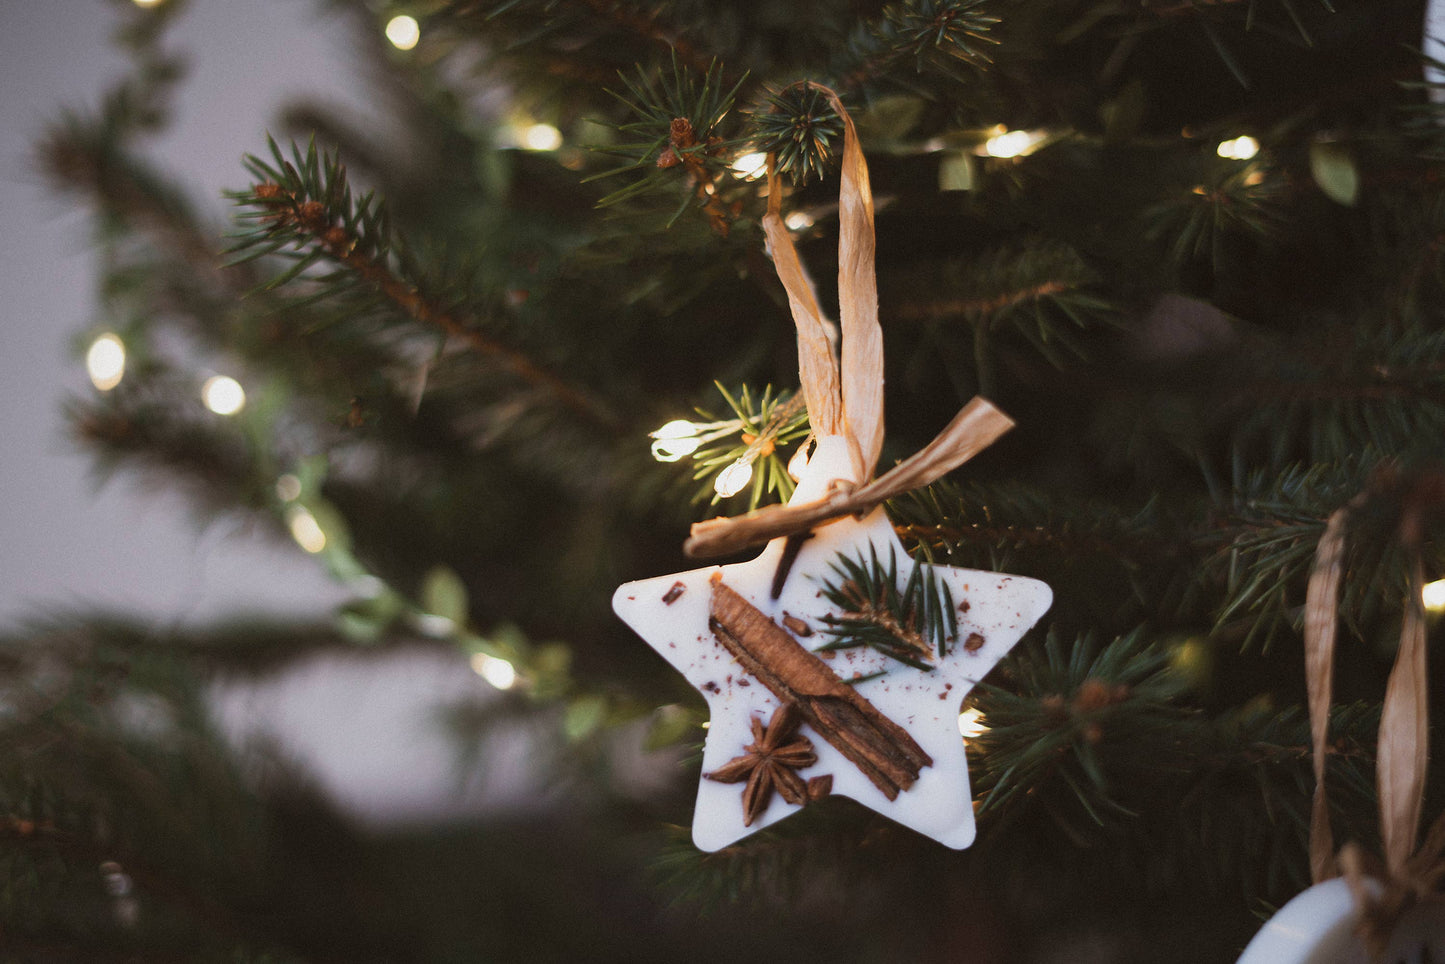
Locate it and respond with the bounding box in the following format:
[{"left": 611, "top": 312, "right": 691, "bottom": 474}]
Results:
[{"left": 708, "top": 574, "right": 932, "bottom": 799}]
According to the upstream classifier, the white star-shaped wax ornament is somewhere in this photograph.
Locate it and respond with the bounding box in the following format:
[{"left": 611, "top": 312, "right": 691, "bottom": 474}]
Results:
[{"left": 613, "top": 435, "right": 1052, "bottom": 851}]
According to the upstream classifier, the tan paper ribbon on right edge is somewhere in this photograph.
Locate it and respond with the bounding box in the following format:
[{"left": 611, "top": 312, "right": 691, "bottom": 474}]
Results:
[
  {"left": 685, "top": 85, "right": 1014, "bottom": 560},
  {"left": 1305, "top": 490, "right": 1442, "bottom": 953}
]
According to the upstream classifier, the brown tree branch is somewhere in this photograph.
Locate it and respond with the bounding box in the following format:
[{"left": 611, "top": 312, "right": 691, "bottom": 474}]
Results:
[{"left": 262, "top": 187, "right": 619, "bottom": 428}]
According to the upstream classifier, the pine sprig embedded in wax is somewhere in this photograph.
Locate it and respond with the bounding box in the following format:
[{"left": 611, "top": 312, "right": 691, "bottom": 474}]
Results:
[{"left": 814, "top": 545, "right": 957, "bottom": 671}]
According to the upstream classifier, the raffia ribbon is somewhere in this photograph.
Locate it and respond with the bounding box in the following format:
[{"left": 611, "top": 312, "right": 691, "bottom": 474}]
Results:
[
  {"left": 685, "top": 85, "right": 1013, "bottom": 559},
  {"left": 1305, "top": 488, "right": 1443, "bottom": 956}
]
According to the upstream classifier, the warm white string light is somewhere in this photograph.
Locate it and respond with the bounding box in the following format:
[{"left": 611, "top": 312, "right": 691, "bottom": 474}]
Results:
[
  {"left": 201, "top": 375, "right": 246, "bottom": 415},
  {"left": 713, "top": 458, "right": 755, "bottom": 498},
  {"left": 521, "top": 123, "right": 562, "bottom": 151},
  {"left": 86, "top": 333, "right": 126, "bottom": 391},
  {"left": 730, "top": 151, "right": 768, "bottom": 180},
  {"left": 275, "top": 474, "right": 303, "bottom": 502},
  {"left": 471, "top": 652, "right": 519, "bottom": 690},
  {"left": 650, "top": 422, "right": 703, "bottom": 462},
  {"left": 650, "top": 394, "right": 804, "bottom": 497},
  {"left": 957, "top": 707, "right": 988, "bottom": 739},
  {"left": 1217, "top": 135, "right": 1260, "bottom": 161},
  {"left": 285, "top": 505, "right": 327, "bottom": 554},
  {"left": 981, "top": 128, "right": 1048, "bottom": 159},
  {"left": 385, "top": 14, "right": 420, "bottom": 50},
  {"left": 784, "top": 210, "right": 815, "bottom": 230},
  {"left": 648, "top": 417, "right": 742, "bottom": 463},
  {"left": 1424, "top": 578, "right": 1445, "bottom": 613}
]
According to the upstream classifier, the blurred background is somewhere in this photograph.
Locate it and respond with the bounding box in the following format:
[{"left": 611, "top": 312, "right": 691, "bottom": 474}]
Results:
[
  {"left": 0, "top": 0, "right": 503, "bottom": 828},
  {"left": 1, "top": 0, "right": 352, "bottom": 624}
]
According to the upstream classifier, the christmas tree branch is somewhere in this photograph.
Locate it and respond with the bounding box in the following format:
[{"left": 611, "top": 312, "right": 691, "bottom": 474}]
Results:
[
  {"left": 38, "top": 117, "right": 251, "bottom": 296},
  {"left": 270, "top": 181, "right": 609, "bottom": 419},
  {"left": 891, "top": 280, "right": 1075, "bottom": 322},
  {"left": 233, "top": 139, "right": 618, "bottom": 428},
  {"left": 833, "top": 0, "right": 1000, "bottom": 95},
  {"left": 67, "top": 375, "right": 266, "bottom": 517},
  {"left": 590, "top": 56, "right": 748, "bottom": 235},
  {"left": 575, "top": 0, "right": 716, "bottom": 79}
]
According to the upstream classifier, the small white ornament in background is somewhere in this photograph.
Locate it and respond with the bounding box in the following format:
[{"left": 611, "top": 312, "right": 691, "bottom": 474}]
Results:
[
  {"left": 1237, "top": 878, "right": 1445, "bottom": 964},
  {"left": 1428, "top": 0, "right": 1445, "bottom": 108},
  {"left": 613, "top": 436, "right": 1051, "bottom": 851}
]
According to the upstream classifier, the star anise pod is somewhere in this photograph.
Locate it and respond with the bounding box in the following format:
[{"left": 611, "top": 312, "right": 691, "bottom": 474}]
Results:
[{"left": 705, "top": 702, "right": 818, "bottom": 826}]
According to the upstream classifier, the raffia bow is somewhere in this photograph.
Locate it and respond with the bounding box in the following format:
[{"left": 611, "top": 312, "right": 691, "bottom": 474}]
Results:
[
  {"left": 684, "top": 85, "right": 1014, "bottom": 560},
  {"left": 1305, "top": 476, "right": 1445, "bottom": 958}
]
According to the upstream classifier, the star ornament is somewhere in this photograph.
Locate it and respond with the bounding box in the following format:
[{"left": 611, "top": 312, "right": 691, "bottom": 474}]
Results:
[
  {"left": 613, "top": 435, "right": 1052, "bottom": 851},
  {"left": 619, "top": 87, "right": 1049, "bottom": 849}
]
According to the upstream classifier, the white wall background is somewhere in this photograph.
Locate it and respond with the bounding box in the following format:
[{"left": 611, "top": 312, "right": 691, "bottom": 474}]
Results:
[
  {"left": 0, "top": 0, "right": 361, "bottom": 623},
  {"left": 0, "top": 0, "right": 520, "bottom": 826}
]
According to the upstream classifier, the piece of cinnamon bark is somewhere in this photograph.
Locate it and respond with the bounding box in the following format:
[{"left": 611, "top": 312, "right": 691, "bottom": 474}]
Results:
[{"left": 708, "top": 573, "right": 932, "bottom": 799}]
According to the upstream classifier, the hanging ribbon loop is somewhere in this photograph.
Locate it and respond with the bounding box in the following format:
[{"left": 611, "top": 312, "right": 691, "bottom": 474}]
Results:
[
  {"left": 1304, "top": 481, "right": 1441, "bottom": 955},
  {"left": 687, "top": 86, "right": 1013, "bottom": 559}
]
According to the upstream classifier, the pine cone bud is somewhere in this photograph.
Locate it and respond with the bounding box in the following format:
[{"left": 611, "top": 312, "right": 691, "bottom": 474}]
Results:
[
  {"left": 298, "top": 200, "right": 327, "bottom": 227},
  {"left": 1073, "top": 678, "right": 1128, "bottom": 713},
  {"left": 668, "top": 117, "right": 696, "bottom": 149},
  {"left": 322, "top": 226, "right": 351, "bottom": 251}
]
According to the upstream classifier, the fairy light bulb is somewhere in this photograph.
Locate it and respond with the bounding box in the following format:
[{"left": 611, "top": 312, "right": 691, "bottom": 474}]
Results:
[
  {"left": 730, "top": 151, "right": 768, "bottom": 180},
  {"left": 471, "top": 653, "right": 518, "bottom": 690},
  {"left": 654, "top": 419, "right": 699, "bottom": 439},
  {"left": 1424, "top": 578, "right": 1445, "bottom": 613},
  {"left": 957, "top": 707, "right": 988, "bottom": 739},
  {"left": 201, "top": 375, "right": 245, "bottom": 415},
  {"left": 982, "top": 128, "right": 1046, "bottom": 159},
  {"left": 86, "top": 333, "right": 126, "bottom": 391},
  {"left": 652, "top": 437, "right": 701, "bottom": 462},
  {"left": 1217, "top": 136, "right": 1260, "bottom": 161},
  {"left": 714, "top": 459, "right": 755, "bottom": 498},
  {"left": 286, "top": 505, "right": 327, "bottom": 554},
  {"left": 521, "top": 123, "right": 562, "bottom": 151},
  {"left": 385, "top": 14, "right": 420, "bottom": 50},
  {"left": 650, "top": 419, "right": 702, "bottom": 462}
]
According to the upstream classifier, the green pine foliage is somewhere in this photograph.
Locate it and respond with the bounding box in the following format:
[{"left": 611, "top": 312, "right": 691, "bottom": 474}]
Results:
[
  {"left": 815, "top": 545, "right": 957, "bottom": 670},
  {"left": 16, "top": 0, "right": 1445, "bottom": 959},
  {"left": 679, "top": 383, "right": 811, "bottom": 507}
]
